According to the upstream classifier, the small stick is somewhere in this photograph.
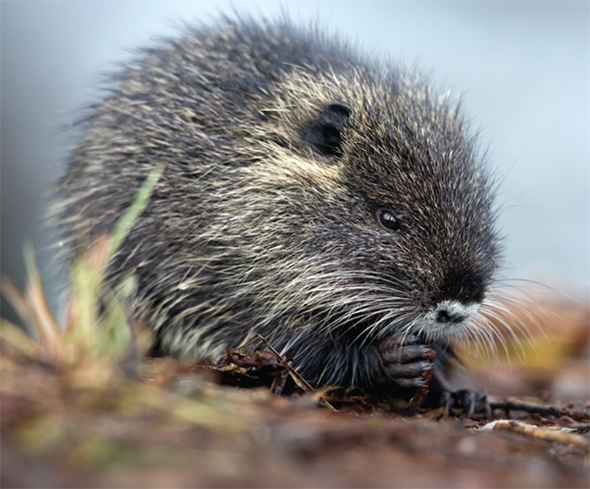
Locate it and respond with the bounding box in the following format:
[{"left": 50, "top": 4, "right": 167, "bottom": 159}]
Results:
[
  {"left": 257, "top": 334, "right": 313, "bottom": 392},
  {"left": 405, "top": 368, "right": 432, "bottom": 414},
  {"left": 492, "top": 420, "right": 589, "bottom": 450},
  {"left": 402, "top": 346, "right": 436, "bottom": 415},
  {"left": 269, "top": 372, "right": 288, "bottom": 395},
  {"left": 490, "top": 399, "right": 562, "bottom": 417},
  {"left": 257, "top": 334, "right": 336, "bottom": 411}
]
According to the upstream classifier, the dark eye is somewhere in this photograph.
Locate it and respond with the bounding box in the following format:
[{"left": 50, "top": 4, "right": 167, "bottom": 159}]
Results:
[{"left": 376, "top": 209, "right": 401, "bottom": 232}]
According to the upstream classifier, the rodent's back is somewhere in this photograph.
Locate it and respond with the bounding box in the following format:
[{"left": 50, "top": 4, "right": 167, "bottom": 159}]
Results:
[{"left": 56, "top": 18, "right": 500, "bottom": 389}]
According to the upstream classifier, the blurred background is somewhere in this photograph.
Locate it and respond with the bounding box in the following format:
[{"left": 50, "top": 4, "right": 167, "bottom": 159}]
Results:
[{"left": 2, "top": 0, "right": 589, "bottom": 324}]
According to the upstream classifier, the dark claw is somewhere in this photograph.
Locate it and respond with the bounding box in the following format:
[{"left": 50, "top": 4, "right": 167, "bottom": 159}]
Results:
[
  {"left": 441, "top": 388, "right": 491, "bottom": 419},
  {"left": 378, "top": 335, "right": 436, "bottom": 390}
]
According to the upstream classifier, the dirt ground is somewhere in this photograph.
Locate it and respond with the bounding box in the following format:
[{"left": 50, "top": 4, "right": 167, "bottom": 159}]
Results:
[{"left": 1, "top": 288, "right": 588, "bottom": 488}]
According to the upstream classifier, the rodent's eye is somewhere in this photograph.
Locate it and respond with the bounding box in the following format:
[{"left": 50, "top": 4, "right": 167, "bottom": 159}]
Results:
[{"left": 376, "top": 209, "right": 401, "bottom": 232}]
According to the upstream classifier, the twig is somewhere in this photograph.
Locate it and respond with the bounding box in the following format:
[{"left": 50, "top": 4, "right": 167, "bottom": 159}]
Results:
[
  {"left": 490, "top": 399, "right": 561, "bottom": 417},
  {"left": 492, "top": 420, "right": 589, "bottom": 450},
  {"left": 257, "top": 334, "right": 336, "bottom": 411},
  {"left": 269, "top": 372, "right": 288, "bottom": 395},
  {"left": 257, "top": 334, "right": 313, "bottom": 392},
  {"left": 404, "top": 367, "right": 432, "bottom": 414},
  {"left": 490, "top": 398, "right": 590, "bottom": 423}
]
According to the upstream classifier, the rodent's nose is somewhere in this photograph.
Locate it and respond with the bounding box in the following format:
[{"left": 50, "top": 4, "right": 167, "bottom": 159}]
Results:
[
  {"left": 434, "top": 300, "right": 480, "bottom": 325},
  {"left": 436, "top": 309, "right": 465, "bottom": 324}
]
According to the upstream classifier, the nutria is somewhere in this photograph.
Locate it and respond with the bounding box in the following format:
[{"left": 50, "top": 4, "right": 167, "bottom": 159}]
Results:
[{"left": 55, "top": 17, "right": 501, "bottom": 402}]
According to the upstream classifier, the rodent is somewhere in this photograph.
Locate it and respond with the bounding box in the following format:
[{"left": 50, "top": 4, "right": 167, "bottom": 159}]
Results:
[{"left": 55, "top": 17, "right": 500, "bottom": 398}]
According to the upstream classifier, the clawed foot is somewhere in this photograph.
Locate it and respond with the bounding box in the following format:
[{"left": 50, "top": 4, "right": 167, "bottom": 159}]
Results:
[
  {"left": 377, "top": 335, "right": 436, "bottom": 389},
  {"left": 377, "top": 337, "right": 491, "bottom": 418},
  {"left": 441, "top": 388, "right": 492, "bottom": 418}
]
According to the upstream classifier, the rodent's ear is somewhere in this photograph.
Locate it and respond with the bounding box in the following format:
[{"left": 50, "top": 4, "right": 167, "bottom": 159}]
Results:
[{"left": 305, "top": 102, "right": 352, "bottom": 160}]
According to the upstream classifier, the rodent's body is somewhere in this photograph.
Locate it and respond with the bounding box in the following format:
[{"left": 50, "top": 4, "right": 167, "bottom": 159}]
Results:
[{"left": 56, "top": 18, "right": 500, "bottom": 391}]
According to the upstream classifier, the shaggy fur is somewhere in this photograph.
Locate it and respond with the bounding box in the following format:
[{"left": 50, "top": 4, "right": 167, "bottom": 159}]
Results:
[{"left": 55, "top": 17, "right": 500, "bottom": 390}]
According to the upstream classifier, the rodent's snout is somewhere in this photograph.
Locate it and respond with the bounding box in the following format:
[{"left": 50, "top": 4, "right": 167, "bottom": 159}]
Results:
[
  {"left": 436, "top": 309, "right": 464, "bottom": 325},
  {"left": 414, "top": 299, "right": 482, "bottom": 341},
  {"left": 433, "top": 300, "right": 480, "bottom": 326},
  {"left": 422, "top": 267, "right": 489, "bottom": 334}
]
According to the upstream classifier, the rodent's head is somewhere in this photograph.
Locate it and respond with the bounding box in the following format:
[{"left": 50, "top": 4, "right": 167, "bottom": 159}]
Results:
[{"left": 243, "top": 68, "right": 500, "bottom": 349}]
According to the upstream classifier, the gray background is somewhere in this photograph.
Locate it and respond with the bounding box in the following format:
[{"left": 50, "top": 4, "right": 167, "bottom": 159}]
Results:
[{"left": 2, "top": 1, "right": 589, "bottom": 322}]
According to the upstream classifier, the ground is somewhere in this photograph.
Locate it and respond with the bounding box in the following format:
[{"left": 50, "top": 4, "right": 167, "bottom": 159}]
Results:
[{"left": 1, "top": 283, "right": 588, "bottom": 488}]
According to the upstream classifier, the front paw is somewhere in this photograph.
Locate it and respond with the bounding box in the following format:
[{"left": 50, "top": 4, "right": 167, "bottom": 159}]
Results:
[
  {"left": 377, "top": 335, "right": 436, "bottom": 389},
  {"left": 440, "top": 389, "right": 492, "bottom": 418}
]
